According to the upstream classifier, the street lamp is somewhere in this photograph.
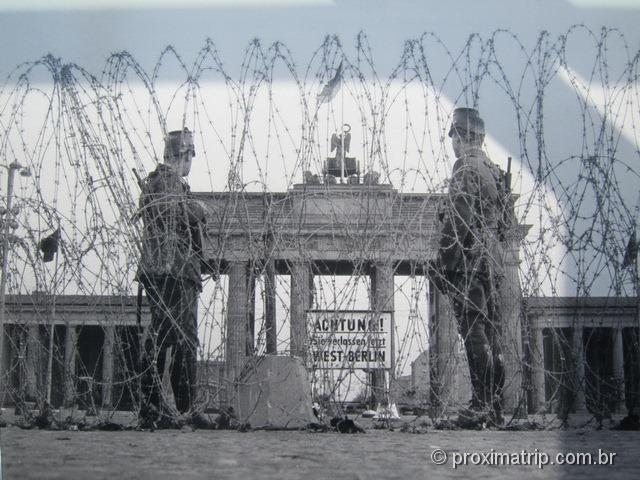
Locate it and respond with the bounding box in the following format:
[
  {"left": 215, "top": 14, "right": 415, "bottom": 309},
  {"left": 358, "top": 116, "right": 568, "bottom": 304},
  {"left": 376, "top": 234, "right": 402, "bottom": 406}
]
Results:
[{"left": 0, "top": 161, "right": 32, "bottom": 391}]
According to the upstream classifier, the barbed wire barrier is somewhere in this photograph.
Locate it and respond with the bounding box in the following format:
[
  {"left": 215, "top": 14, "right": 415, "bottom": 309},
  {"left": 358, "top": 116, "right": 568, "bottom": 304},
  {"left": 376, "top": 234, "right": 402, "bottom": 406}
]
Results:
[{"left": 0, "top": 26, "right": 639, "bottom": 430}]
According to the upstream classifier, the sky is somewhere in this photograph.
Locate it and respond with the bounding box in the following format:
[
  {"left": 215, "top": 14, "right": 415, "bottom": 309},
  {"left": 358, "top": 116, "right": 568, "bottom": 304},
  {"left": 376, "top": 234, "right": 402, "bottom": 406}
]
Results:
[{"left": 1, "top": 0, "right": 639, "bottom": 80}]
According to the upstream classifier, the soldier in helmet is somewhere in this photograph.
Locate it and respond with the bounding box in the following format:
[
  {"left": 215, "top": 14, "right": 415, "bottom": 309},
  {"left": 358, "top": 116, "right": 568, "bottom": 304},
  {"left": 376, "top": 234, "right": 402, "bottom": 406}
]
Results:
[
  {"left": 435, "top": 108, "right": 508, "bottom": 425},
  {"left": 136, "top": 128, "right": 210, "bottom": 428}
]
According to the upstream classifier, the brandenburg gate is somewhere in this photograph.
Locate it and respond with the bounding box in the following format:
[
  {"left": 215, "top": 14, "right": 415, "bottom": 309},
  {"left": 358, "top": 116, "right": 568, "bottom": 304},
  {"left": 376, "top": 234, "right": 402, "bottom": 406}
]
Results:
[{"left": 196, "top": 177, "right": 526, "bottom": 412}]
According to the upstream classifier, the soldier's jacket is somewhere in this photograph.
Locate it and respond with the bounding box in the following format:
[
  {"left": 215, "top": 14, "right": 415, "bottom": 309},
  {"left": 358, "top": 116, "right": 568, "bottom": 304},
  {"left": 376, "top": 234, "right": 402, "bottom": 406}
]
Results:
[
  {"left": 438, "top": 147, "right": 509, "bottom": 275},
  {"left": 136, "top": 164, "right": 205, "bottom": 289}
]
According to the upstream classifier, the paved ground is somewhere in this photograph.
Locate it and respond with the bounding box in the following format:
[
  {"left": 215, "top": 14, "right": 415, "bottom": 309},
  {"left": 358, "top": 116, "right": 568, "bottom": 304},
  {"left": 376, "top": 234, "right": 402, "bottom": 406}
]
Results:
[{"left": 2, "top": 417, "right": 639, "bottom": 480}]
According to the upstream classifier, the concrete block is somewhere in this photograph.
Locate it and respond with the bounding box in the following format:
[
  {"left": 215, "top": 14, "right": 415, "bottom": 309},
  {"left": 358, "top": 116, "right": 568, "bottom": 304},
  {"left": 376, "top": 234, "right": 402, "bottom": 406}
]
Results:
[{"left": 237, "top": 355, "right": 314, "bottom": 429}]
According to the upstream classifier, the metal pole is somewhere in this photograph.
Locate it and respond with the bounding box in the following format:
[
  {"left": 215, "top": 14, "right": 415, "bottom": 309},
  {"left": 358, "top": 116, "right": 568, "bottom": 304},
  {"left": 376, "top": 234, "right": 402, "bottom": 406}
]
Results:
[
  {"left": 389, "top": 311, "right": 396, "bottom": 408},
  {"left": 45, "top": 249, "right": 59, "bottom": 405},
  {"left": 0, "top": 162, "right": 19, "bottom": 388},
  {"left": 635, "top": 240, "right": 640, "bottom": 416},
  {"left": 340, "top": 85, "right": 345, "bottom": 182}
]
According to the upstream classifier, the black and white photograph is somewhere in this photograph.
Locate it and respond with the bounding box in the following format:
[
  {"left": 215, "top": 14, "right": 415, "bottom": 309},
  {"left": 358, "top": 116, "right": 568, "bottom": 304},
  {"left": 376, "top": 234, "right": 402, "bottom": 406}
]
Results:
[{"left": 0, "top": 1, "right": 639, "bottom": 479}]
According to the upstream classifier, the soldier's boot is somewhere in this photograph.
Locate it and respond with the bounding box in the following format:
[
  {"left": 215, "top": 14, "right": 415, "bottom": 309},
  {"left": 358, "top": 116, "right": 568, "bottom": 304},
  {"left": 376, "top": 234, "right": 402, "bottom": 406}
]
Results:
[
  {"left": 487, "top": 408, "right": 504, "bottom": 427},
  {"left": 138, "top": 403, "right": 160, "bottom": 430},
  {"left": 457, "top": 400, "right": 490, "bottom": 429},
  {"left": 487, "top": 393, "right": 504, "bottom": 427},
  {"left": 189, "top": 411, "right": 217, "bottom": 429}
]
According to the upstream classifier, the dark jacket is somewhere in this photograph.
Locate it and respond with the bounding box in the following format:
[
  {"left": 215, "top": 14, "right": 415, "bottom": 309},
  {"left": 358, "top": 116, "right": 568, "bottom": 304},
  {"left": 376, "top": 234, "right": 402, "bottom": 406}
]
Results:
[
  {"left": 438, "top": 147, "right": 507, "bottom": 275},
  {"left": 136, "top": 164, "right": 204, "bottom": 289}
]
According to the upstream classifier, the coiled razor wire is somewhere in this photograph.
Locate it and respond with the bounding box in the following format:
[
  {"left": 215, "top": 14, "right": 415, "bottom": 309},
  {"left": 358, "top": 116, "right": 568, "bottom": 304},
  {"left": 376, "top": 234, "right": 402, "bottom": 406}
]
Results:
[{"left": 0, "top": 27, "right": 638, "bottom": 428}]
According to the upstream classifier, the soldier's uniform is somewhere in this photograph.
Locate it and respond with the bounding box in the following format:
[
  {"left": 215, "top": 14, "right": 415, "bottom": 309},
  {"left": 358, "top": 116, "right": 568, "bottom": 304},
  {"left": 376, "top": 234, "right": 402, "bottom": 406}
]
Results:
[
  {"left": 437, "top": 108, "right": 509, "bottom": 418},
  {"left": 136, "top": 130, "right": 205, "bottom": 421}
]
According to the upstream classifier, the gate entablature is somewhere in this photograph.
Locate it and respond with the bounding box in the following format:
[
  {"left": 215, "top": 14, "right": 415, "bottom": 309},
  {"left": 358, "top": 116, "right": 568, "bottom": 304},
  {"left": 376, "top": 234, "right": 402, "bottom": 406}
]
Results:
[{"left": 195, "top": 183, "right": 443, "bottom": 269}]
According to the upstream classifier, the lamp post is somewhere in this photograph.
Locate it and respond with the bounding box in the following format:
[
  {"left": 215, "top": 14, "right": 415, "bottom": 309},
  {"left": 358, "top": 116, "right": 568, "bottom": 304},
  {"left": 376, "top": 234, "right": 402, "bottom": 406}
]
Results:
[
  {"left": 634, "top": 230, "right": 639, "bottom": 417},
  {"left": 0, "top": 161, "right": 32, "bottom": 390}
]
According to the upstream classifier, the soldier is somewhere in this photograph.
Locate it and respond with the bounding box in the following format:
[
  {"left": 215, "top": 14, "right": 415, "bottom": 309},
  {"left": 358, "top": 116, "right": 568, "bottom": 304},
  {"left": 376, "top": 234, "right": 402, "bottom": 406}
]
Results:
[
  {"left": 435, "top": 107, "right": 509, "bottom": 425},
  {"left": 136, "top": 128, "right": 209, "bottom": 428}
]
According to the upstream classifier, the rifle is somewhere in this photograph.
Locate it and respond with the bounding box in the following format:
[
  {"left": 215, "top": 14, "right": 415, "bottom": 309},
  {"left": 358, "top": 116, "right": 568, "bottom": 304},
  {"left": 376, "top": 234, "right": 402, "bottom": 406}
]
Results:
[
  {"left": 130, "top": 168, "right": 144, "bottom": 224},
  {"left": 132, "top": 167, "right": 143, "bottom": 187},
  {"left": 499, "top": 157, "right": 514, "bottom": 242},
  {"left": 132, "top": 167, "right": 145, "bottom": 332}
]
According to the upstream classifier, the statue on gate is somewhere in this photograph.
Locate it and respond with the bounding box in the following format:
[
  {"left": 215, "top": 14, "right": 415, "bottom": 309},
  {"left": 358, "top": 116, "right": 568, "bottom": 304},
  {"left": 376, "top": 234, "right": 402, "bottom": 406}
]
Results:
[{"left": 324, "top": 123, "right": 359, "bottom": 180}]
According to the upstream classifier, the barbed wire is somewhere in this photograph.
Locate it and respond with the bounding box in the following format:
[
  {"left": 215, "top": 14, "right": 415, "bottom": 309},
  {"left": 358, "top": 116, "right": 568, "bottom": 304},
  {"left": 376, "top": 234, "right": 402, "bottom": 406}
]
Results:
[{"left": 0, "top": 27, "right": 638, "bottom": 429}]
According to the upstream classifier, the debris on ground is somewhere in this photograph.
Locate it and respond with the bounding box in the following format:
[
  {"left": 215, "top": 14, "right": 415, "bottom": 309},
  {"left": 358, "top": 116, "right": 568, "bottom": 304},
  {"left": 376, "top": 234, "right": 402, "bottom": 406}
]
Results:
[
  {"left": 330, "top": 416, "right": 365, "bottom": 433},
  {"left": 613, "top": 414, "right": 640, "bottom": 430}
]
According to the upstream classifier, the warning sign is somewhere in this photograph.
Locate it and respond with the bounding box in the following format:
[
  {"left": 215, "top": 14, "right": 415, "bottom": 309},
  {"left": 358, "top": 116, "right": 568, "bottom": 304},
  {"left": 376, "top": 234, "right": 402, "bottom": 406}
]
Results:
[{"left": 308, "top": 310, "right": 392, "bottom": 370}]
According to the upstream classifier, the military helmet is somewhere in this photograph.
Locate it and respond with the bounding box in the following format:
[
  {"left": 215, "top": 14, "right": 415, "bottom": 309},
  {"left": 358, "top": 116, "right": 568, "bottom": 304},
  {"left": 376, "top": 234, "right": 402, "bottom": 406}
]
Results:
[
  {"left": 163, "top": 128, "right": 195, "bottom": 160},
  {"left": 448, "top": 107, "right": 485, "bottom": 138}
]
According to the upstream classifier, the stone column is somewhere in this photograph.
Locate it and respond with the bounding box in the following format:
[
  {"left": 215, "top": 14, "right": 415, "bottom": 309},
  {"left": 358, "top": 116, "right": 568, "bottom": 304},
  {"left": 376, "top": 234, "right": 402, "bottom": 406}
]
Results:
[
  {"left": 499, "top": 231, "right": 526, "bottom": 416},
  {"left": 246, "top": 268, "right": 256, "bottom": 357},
  {"left": 429, "top": 285, "right": 461, "bottom": 411},
  {"left": 63, "top": 324, "right": 77, "bottom": 407},
  {"left": 612, "top": 327, "right": 626, "bottom": 413},
  {"left": 572, "top": 326, "right": 586, "bottom": 411},
  {"left": 101, "top": 324, "right": 115, "bottom": 409},
  {"left": 370, "top": 262, "right": 394, "bottom": 407},
  {"left": 226, "top": 261, "right": 253, "bottom": 383},
  {"left": 264, "top": 260, "right": 277, "bottom": 354},
  {"left": 16, "top": 326, "right": 27, "bottom": 405},
  {"left": 0, "top": 324, "right": 9, "bottom": 401},
  {"left": 25, "top": 323, "right": 40, "bottom": 402},
  {"left": 530, "top": 326, "right": 546, "bottom": 412},
  {"left": 290, "top": 261, "right": 312, "bottom": 361},
  {"left": 371, "top": 262, "right": 394, "bottom": 312}
]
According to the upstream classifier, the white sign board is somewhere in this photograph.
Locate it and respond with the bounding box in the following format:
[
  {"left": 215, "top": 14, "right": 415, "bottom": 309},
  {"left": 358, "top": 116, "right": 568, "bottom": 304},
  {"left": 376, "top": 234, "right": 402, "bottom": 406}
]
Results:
[{"left": 308, "top": 310, "right": 392, "bottom": 370}]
